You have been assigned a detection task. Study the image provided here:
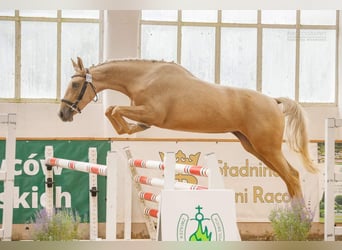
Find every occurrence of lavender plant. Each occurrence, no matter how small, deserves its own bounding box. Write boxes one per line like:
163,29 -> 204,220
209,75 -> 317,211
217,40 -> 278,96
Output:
30,208 -> 81,241
269,200 -> 313,241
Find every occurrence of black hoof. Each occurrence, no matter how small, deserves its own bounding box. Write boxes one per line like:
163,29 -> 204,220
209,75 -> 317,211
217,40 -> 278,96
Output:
138,123 -> 151,130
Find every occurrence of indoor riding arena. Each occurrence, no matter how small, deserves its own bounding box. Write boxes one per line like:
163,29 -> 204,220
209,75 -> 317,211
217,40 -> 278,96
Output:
1,9 -> 342,245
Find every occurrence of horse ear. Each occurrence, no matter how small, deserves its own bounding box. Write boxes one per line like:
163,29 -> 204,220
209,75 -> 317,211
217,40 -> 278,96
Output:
71,58 -> 79,71
77,57 -> 85,72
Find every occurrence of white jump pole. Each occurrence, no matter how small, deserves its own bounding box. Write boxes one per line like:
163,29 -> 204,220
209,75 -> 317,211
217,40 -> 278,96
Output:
324,118 -> 342,241
325,118 -> 335,241
138,191 -> 161,203
45,157 -> 107,176
88,147 -> 99,241
105,151 -> 118,240
205,152 -> 224,189
0,113 -> 16,241
45,148 -> 119,241
156,151 -> 175,241
44,146 -> 54,217
129,159 -> 210,177
127,150 -> 234,241
134,152 -> 223,212
134,175 -> 207,190
163,152 -> 175,190
123,150 -> 132,240
45,146 -> 101,237
124,147 -> 157,240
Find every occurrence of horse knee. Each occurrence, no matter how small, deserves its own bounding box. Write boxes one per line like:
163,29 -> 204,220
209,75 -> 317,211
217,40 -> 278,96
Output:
105,106 -> 116,116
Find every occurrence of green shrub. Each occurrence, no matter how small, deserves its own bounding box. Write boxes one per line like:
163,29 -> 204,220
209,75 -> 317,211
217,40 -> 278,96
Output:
30,208 -> 81,241
269,201 -> 313,241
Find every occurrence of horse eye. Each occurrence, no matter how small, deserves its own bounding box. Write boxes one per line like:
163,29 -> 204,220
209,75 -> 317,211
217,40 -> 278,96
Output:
72,82 -> 80,89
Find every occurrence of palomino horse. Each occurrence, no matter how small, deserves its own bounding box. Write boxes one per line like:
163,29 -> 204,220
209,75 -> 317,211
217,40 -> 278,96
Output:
59,57 -> 317,201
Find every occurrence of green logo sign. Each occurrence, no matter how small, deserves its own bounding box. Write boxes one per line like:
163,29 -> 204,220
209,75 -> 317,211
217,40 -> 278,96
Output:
177,205 -> 225,241
0,140 -> 110,224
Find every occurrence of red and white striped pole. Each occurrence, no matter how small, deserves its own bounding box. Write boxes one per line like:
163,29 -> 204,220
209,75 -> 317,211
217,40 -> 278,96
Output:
134,175 -> 207,190
129,159 -> 210,177
144,208 -> 159,218
45,157 -> 107,176
138,191 -> 160,203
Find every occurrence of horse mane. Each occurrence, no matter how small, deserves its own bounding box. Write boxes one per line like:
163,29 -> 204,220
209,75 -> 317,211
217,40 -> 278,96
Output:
91,58 -> 175,68
90,58 -> 195,77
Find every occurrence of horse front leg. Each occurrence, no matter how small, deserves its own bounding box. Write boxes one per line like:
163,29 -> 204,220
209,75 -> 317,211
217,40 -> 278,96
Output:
105,105 -> 152,135
105,106 -> 126,134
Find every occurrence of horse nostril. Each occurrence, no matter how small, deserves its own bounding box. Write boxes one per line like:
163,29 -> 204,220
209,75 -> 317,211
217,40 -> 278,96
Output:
59,111 -> 64,120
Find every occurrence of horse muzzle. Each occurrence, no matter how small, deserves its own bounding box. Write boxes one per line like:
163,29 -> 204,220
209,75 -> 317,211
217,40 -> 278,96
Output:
58,107 -> 74,122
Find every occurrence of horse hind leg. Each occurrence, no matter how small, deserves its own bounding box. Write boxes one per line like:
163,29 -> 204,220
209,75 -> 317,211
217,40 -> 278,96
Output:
233,132 -> 303,200
255,148 -> 303,200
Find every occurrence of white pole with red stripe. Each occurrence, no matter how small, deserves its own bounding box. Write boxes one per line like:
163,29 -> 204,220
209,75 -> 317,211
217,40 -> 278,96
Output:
45,157 -> 107,176
144,208 -> 159,218
129,159 -> 210,177
139,191 -> 160,203
134,175 -> 207,190
44,147 -> 118,240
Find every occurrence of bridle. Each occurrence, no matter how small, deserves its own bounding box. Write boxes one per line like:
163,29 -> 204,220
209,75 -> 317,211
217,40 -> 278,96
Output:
61,69 -> 98,113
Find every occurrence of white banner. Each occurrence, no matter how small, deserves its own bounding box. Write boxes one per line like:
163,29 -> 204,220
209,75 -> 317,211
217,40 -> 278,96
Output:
159,190 -> 240,241
111,140 -> 321,222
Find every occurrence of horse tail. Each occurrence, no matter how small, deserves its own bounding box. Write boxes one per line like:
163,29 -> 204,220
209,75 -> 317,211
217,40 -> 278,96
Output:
275,97 -> 318,173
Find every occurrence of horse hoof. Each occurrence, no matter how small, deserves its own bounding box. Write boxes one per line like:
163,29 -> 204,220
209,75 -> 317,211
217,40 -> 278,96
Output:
105,106 -> 115,116
138,123 -> 150,129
